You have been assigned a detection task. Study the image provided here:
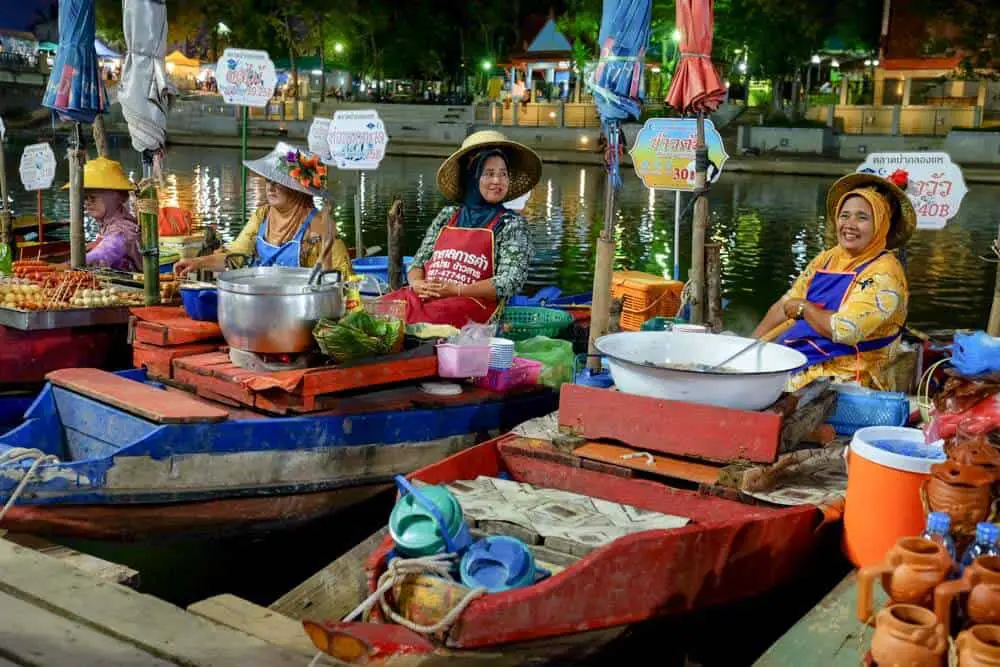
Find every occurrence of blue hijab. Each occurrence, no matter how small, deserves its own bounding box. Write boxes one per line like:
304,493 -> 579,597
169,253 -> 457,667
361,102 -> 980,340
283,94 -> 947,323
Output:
456,149 -> 508,229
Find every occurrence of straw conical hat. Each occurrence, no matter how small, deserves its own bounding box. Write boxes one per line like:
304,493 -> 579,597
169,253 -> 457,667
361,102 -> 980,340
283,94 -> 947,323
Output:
244,141 -> 329,199
436,130 -> 542,203
61,156 -> 134,191
826,172 -> 917,250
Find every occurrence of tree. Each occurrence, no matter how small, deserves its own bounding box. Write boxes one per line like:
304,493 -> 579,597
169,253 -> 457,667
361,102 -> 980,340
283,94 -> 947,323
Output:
558,0 -> 602,102
910,0 -> 999,74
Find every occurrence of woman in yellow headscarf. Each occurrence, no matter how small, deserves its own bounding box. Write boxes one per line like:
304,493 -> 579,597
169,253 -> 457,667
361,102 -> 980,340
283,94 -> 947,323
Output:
751,171 -> 916,391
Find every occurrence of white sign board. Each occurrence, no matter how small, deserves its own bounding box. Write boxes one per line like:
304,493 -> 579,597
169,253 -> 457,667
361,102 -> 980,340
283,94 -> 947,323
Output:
856,152 -> 968,230
629,118 -> 729,191
215,48 -> 277,108
504,192 -> 531,211
307,117 -> 333,163
326,109 -> 388,170
18,142 -> 56,191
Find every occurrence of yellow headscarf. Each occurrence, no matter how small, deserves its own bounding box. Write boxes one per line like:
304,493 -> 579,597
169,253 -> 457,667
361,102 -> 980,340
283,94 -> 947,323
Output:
821,187 -> 892,273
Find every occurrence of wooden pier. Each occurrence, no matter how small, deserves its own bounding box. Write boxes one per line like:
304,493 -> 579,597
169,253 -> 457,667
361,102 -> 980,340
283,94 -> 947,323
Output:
0,537 -> 333,665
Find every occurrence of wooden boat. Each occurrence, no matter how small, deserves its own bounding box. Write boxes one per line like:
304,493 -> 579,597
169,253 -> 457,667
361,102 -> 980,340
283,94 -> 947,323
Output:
272,428 -> 834,665
0,367 -> 558,541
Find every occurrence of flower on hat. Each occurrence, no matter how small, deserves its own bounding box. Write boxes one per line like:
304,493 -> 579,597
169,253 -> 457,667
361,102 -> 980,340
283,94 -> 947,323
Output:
888,169 -> 909,190
277,149 -> 327,190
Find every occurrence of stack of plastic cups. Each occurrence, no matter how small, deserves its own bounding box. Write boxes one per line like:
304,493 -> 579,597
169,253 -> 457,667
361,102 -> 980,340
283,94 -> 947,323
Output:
488,337 -> 515,370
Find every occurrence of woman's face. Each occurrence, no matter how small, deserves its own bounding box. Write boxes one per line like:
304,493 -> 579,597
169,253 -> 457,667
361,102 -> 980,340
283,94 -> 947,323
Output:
478,155 -> 510,204
84,190 -> 112,220
836,195 -> 876,255
265,180 -> 295,207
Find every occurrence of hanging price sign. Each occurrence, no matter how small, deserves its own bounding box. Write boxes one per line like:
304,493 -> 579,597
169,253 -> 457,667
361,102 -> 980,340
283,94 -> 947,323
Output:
215,48 -> 277,108
856,152 -> 968,230
629,117 -> 729,191
326,109 -> 388,170
18,142 -> 56,191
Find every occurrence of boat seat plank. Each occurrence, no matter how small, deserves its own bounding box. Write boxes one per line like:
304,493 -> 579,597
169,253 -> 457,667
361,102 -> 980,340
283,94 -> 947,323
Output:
0,590 -> 179,667
46,368 -> 229,424
752,572 -> 882,667
0,539 -> 312,666
573,442 -> 722,485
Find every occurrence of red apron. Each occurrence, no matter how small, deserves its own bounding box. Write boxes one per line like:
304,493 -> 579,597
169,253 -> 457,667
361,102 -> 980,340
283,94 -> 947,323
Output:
384,209 -> 501,328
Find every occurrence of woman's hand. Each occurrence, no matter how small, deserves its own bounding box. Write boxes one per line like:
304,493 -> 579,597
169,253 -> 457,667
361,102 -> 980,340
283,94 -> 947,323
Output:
174,256 -> 203,277
411,279 -> 445,300
782,298 -> 807,320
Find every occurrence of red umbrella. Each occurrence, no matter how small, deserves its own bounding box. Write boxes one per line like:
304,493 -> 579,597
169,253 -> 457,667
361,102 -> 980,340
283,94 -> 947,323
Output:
666,0 -> 725,113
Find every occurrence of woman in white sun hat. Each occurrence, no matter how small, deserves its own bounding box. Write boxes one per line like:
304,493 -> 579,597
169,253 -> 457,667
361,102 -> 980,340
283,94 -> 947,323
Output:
175,142 -> 352,277
382,130 -> 542,327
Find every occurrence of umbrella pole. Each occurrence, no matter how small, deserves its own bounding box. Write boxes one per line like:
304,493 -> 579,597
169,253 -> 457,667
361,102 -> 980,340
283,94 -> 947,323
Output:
240,107 -> 248,227
587,122 -> 619,372
68,123 -> 86,268
689,112 -> 708,325
139,151 -> 160,305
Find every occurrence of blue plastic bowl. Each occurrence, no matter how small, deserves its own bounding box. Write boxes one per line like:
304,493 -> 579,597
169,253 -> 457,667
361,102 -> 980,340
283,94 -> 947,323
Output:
180,286 -> 218,322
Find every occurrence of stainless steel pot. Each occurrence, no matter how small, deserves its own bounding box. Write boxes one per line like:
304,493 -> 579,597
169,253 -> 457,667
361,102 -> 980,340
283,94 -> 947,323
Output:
216,267 -> 344,354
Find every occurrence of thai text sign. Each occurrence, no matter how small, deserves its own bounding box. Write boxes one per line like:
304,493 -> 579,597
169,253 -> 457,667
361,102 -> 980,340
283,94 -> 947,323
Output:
856,152 -> 967,230
326,109 -> 388,170
307,117 -> 333,163
215,49 -> 277,108
630,118 -> 729,191
18,142 -> 56,191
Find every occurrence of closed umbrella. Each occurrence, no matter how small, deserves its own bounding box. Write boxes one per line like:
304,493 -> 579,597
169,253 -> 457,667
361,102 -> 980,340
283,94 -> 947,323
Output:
665,0 -> 725,325
42,0 -> 108,268
119,0 -> 170,304
585,0 -> 651,370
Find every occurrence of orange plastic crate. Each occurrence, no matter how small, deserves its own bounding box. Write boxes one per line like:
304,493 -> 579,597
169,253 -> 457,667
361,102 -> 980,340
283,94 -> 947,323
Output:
611,271 -> 684,331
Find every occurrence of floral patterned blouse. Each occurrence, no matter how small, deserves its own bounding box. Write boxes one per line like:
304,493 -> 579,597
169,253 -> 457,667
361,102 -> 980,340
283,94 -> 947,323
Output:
410,205 -> 533,300
764,251 -> 909,391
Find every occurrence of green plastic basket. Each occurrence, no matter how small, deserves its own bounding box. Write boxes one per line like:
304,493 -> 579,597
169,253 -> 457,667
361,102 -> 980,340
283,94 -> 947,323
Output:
499,306 -> 574,341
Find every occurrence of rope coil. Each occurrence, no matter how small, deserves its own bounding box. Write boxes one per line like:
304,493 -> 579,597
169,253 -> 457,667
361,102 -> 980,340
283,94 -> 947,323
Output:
0,448 -> 59,524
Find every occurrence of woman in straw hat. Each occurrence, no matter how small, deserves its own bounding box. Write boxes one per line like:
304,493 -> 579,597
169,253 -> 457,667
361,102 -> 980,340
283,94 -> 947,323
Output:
751,170 -> 916,391
58,156 -> 142,272
175,142 -> 351,277
384,130 -> 542,327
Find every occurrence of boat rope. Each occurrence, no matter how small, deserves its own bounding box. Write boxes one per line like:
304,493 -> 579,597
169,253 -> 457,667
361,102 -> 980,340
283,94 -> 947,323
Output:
341,552 -> 487,635
0,448 -> 59,523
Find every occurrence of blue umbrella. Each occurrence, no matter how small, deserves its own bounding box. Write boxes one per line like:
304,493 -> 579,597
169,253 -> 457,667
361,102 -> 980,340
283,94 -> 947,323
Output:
42,0 -> 107,123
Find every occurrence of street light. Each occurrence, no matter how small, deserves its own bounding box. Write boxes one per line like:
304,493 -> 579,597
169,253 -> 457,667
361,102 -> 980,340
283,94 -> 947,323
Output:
216,22 -> 230,35
334,42 -> 344,54
831,59 -> 840,68
481,60 -> 492,71
671,29 -> 682,42
810,54 -> 821,64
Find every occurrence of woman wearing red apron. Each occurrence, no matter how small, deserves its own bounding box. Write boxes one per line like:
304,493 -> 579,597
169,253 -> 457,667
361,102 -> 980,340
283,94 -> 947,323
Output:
752,170 -> 917,391
383,131 -> 542,328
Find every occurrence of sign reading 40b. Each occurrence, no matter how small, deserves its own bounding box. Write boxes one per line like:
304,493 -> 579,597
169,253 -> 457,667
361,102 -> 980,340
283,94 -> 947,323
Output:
856,152 -> 967,230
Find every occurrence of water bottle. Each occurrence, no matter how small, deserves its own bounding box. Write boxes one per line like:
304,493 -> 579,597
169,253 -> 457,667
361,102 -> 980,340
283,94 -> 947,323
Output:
960,522 -> 1000,573
921,511 -> 957,562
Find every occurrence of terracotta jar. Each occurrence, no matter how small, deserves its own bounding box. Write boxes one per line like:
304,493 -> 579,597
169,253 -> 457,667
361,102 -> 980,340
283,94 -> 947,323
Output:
924,461 -> 994,538
956,624 -> 1000,666
946,439 -> 1000,480
936,555 -> 1000,629
870,604 -> 947,667
858,536 -> 955,623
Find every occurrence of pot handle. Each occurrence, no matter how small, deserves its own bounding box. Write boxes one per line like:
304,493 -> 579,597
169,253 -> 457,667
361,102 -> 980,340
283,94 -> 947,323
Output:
858,562 -> 893,623
309,270 -> 342,289
934,576 -> 970,627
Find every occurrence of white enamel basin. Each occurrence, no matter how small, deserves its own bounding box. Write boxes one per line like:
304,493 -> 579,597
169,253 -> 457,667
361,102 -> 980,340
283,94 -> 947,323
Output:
594,331 -> 808,411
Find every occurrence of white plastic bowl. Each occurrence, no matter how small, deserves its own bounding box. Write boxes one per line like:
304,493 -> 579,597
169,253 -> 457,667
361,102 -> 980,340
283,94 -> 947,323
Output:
594,330 -> 808,411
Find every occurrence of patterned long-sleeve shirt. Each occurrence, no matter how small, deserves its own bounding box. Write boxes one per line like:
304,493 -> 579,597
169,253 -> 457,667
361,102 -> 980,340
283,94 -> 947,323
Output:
411,205 -> 533,299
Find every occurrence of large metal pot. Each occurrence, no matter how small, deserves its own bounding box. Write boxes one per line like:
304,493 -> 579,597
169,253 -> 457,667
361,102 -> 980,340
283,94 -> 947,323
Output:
216,267 -> 344,354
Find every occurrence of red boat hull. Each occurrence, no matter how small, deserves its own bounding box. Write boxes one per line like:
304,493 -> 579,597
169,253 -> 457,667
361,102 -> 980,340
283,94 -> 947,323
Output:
314,434 -> 829,660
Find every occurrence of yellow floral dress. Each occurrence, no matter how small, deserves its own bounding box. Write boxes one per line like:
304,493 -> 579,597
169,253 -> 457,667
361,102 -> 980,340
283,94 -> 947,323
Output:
226,205 -> 353,276
764,251 -> 908,391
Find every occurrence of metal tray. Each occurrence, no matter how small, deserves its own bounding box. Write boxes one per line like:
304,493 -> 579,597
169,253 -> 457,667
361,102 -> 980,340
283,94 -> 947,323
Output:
0,305 -> 132,330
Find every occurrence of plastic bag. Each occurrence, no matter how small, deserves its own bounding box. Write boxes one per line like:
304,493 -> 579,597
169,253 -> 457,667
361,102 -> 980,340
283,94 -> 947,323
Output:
450,322 -> 494,347
925,394 -> 1000,442
514,336 -> 574,389
952,331 -> 1000,377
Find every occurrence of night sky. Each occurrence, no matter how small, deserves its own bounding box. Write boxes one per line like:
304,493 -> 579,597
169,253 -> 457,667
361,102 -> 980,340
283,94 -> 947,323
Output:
0,0 -> 54,31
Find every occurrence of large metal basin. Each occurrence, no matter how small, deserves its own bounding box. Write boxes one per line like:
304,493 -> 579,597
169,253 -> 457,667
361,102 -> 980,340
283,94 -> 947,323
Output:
594,330 -> 807,411
217,267 -> 344,354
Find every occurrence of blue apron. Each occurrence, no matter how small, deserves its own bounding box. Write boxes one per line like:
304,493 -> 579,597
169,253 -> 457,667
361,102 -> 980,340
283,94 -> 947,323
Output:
254,208 -> 317,268
775,252 -> 901,368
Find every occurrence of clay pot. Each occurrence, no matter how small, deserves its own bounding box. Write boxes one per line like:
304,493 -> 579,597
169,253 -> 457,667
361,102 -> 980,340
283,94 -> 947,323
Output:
956,624 -> 1000,666
870,604 -> 947,667
946,439 -> 1000,480
924,462 -> 994,538
858,536 -> 955,623
936,555 -> 1000,630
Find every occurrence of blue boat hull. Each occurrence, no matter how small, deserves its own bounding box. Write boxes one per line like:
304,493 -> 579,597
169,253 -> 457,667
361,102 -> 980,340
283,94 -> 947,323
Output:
0,370 -> 557,539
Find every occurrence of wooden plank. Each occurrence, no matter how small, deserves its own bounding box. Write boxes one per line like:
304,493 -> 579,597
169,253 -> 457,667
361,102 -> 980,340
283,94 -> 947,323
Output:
558,383 -> 783,464
0,590 -> 178,666
299,354 -> 438,396
173,365 -> 259,409
270,527 -> 389,621
3,534 -> 139,587
46,368 -> 229,424
173,351 -> 234,377
133,341 -> 220,380
132,316 -> 223,346
753,572 -> 882,667
573,442 -> 722,485
187,595 -> 328,659
0,539 -> 312,667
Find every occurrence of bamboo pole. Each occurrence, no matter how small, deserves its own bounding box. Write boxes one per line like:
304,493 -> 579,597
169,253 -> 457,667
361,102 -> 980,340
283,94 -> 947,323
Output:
706,242 -> 722,332
689,112 -> 708,325
0,131 -> 11,269
139,152 -> 160,305
587,123 -> 619,372
988,225 -> 1000,337
240,107 -> 249,227
68,124 -> 86,268
354,171 -> 364,258
93,114 -> 109,158
387,197 -> 404,290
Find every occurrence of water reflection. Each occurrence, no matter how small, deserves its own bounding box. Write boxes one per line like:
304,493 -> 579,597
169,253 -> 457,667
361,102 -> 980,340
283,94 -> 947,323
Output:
5,139 -> 997,332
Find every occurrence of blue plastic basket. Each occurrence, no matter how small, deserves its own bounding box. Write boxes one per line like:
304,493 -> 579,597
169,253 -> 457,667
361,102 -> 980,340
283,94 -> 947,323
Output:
351,256 -> 414,285
826,385 -> 911,436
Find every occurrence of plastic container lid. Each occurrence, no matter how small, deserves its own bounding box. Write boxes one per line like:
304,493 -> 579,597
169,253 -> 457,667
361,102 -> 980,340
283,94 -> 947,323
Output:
459,535 -> 535,593
850,426 -> 945,474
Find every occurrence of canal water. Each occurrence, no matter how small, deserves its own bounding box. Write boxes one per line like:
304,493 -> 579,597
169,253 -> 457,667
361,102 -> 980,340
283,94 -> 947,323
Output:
6,136 -> 999,332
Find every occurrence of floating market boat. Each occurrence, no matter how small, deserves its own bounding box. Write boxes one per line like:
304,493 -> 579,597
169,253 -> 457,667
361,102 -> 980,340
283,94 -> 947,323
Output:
0,366 -> 558,540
